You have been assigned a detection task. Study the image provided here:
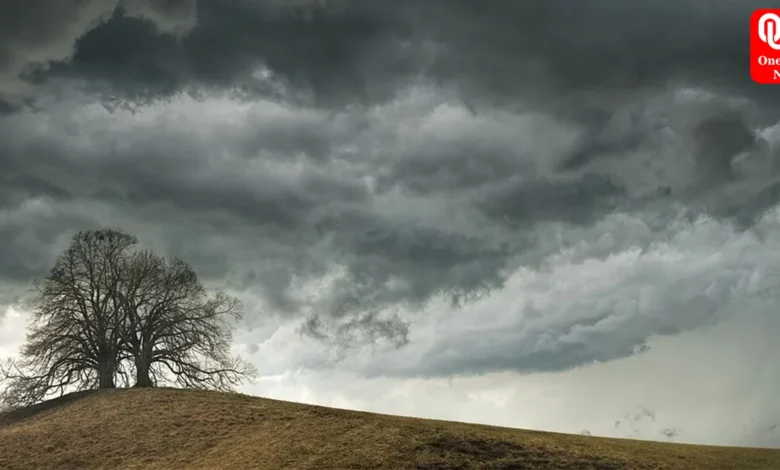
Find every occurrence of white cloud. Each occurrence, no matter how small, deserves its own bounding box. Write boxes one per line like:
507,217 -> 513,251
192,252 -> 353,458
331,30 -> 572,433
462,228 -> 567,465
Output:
0,307 -> 27,359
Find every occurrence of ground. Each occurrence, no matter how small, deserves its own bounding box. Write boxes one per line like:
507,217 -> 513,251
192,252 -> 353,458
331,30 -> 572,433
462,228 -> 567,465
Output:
0,388 -> 779,469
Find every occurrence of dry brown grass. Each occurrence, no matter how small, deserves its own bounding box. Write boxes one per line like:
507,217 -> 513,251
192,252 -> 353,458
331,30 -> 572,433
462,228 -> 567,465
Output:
0,388 -> 778,469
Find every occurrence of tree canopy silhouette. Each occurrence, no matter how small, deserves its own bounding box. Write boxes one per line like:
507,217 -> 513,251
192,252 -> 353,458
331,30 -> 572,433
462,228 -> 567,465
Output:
1,229 -> 255,409
120,249 -> 253,390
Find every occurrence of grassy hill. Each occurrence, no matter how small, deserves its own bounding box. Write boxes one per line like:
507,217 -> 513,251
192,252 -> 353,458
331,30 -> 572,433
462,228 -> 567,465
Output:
1,389 -> 779,469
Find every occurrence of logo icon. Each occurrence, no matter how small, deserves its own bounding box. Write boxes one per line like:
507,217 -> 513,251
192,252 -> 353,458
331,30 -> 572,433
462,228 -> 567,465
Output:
751,9 -> 780,83
758,13 -> 780,49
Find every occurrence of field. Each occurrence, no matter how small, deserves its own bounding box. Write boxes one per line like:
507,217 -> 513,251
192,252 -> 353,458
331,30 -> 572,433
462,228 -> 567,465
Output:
1,388 -> 779,469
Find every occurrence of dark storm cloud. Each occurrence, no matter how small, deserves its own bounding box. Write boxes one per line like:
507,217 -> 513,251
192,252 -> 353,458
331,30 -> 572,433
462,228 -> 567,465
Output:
321,212 -> 511,316
0,0 -> 197,106
690,110 -> 757,184
717,181 -> 780,229
299,310 -> 410,351
40,0 -> 409,106
2,0 -> 768,112
0,225 -> 58,283
0,96 -> 517,320
481,174 -> 627,227
12,0 -> 777,223
0,102 -> 358,306
418,1 -> 767,106
2,84 -> 780,358
3,0 -> 780,379
0,205 -> 92,316
0,103 -> 368,231
556,107 -> 651,171
372,137 -> 533,195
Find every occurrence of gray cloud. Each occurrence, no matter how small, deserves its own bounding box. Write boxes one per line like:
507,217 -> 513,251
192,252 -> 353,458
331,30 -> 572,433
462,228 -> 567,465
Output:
2,0 -> 780,388
690,110 -> 757,183
301,209 -> 780,379
3,81 -> 780,366
481,174 -> 627,227
0,0 -> 769,112
661,428 -> 679,439
0,0 -> 198,106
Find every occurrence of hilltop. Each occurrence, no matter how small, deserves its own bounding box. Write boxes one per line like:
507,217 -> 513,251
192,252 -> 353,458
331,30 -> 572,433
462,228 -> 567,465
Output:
0,388 -> 779,469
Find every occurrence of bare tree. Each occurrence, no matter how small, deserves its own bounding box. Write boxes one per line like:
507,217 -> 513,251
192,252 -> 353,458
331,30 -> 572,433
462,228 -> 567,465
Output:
0,229 -> 137,409
1,229 -> 255,410
120,251 -> 256,390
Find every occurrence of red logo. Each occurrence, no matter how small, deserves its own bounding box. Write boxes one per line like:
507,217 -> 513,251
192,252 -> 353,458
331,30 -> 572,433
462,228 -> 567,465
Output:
751,9 -> 780,84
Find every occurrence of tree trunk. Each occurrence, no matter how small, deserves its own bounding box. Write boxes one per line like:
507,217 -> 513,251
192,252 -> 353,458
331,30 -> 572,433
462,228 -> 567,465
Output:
134,357 -> 152,388
97,355 -> 116,389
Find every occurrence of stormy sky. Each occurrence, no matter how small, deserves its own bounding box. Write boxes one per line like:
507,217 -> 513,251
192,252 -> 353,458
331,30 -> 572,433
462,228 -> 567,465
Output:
2,0 -> 780,447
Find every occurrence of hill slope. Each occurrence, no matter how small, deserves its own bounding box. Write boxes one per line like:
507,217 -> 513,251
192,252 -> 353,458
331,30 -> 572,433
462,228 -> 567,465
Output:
0,389 -> 779,469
